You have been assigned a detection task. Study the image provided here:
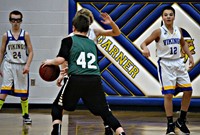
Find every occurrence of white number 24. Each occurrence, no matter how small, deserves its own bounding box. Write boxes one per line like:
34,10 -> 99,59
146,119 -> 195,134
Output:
76,52 -> 97,69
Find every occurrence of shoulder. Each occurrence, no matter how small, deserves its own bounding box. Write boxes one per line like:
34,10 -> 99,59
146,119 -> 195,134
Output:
177,27 -> 182,33
24,30 -> 31,40
63,36 -> 72,40
24,30 -> 29,36
62,36 -> 72,44
93,27 -> 102,37
151,28 -> 161,37
2,32 -> 7,38
2,33 -> 7,43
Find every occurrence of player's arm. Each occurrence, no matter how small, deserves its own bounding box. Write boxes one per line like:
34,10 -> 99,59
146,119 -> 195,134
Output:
140,29 -> 160,57
93,12 -> 121,37
60,61 -> 68,76
23,31 -> 34,74
0,33 -> 7,77
43,37 -> 72,68
44,57 -> 65,66
179,29 -> 194,68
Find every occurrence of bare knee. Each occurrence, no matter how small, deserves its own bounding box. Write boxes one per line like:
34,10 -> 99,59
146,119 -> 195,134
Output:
0,94 -> 7,100
164,94 -> 173,100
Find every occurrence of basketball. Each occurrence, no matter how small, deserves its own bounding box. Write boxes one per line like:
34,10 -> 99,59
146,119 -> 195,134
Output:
39,64 -> 60,82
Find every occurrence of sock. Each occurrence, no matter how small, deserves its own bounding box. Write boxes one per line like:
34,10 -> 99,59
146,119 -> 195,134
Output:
21,99 -> 29,116
180,110 -> 187,122
167,116 -> 173,124
0,99 -> 5,110
52,124 -> 61,135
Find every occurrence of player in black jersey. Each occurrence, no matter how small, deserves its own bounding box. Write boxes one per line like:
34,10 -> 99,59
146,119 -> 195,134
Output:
43,14 -> 125,135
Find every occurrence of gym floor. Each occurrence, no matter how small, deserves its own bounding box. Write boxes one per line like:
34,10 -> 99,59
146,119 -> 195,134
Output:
0,107 -> 200,135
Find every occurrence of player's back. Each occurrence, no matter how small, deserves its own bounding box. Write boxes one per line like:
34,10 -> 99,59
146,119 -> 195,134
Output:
68,35 -> 100,76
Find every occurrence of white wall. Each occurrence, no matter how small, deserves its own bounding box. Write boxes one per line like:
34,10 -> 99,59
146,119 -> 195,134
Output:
0,0 -> 69,103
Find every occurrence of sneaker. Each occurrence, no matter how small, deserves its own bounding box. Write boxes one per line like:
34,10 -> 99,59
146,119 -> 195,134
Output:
166,123 -> 175,135
23,114 -> 32,124
105,126 -> 113,135
175,118 -> 190,134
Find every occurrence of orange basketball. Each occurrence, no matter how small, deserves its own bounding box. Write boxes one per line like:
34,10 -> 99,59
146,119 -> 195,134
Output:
39,64 -> 60,82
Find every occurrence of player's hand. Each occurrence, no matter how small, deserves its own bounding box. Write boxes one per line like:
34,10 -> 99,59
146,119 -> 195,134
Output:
57,74 -> 64,87
60,67 -> 68,76
189,56 -> 194,69
142,48 -> 150,57
100,12 -> 113,25
23,65 -> 30,74
42,59 -> 53,67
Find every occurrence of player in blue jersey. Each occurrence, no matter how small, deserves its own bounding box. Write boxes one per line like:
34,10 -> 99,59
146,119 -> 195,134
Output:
0,10 -> 33,124
140,6 -> 194,135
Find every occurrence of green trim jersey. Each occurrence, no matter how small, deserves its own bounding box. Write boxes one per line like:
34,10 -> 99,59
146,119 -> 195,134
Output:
156,25 -> 181,59
57,35 -> 100,76
5,29 -> 28,64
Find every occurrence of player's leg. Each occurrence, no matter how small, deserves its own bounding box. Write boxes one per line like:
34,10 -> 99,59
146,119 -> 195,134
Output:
82,75 -> 125,135
158,59 -> 176,135
175,91 -> 191,134
15,64 -> 32,124
51,76 -> 80,135
51,81 -> 67,135
0,94 -> 7,110
0,61 -> 12,110
51,103 -> 63,135
175,66 -> 192,134
21,97 -> 32,124
103,104 -> 113,135
164,94 -> 175,135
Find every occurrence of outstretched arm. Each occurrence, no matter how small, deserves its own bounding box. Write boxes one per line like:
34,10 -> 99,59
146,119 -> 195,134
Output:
94,12 -> 121,37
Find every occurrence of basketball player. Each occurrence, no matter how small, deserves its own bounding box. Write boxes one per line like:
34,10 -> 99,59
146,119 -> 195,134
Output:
57,8 -> 121,135
0,10 -> 33,124
140,6 -> 194,135
43,14 -> 125,135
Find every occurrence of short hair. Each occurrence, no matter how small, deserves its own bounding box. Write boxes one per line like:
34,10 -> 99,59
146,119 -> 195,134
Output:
72,14 -> 90,33
9,10 -> 23,20
162,6 -> 175,16
76,8 -> 94,24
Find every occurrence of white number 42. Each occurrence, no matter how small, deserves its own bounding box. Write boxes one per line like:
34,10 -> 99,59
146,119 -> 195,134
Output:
76,52 -> 97,69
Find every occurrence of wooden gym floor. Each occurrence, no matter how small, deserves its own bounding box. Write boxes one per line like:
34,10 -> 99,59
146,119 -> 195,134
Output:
0,107 -> 200,135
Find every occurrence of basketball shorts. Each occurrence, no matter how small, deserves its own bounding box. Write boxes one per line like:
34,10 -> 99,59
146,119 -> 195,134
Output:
0,61 -> 29,97
54,75 -> 108,115
157,58 -> 192,95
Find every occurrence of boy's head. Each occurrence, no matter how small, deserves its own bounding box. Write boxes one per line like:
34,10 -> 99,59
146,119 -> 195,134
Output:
72,14 -> 90,33
9,10 -> 23,23
162,6 -> 175,16
161,6 -> 175,26
76,8 -> 94,24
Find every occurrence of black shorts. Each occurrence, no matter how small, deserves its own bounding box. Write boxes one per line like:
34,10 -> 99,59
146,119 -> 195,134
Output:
54,75 -> 108,113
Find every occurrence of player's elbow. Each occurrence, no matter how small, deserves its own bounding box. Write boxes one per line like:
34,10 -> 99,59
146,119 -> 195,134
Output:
140,43 -> 145,49
113,30 -> 121,36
